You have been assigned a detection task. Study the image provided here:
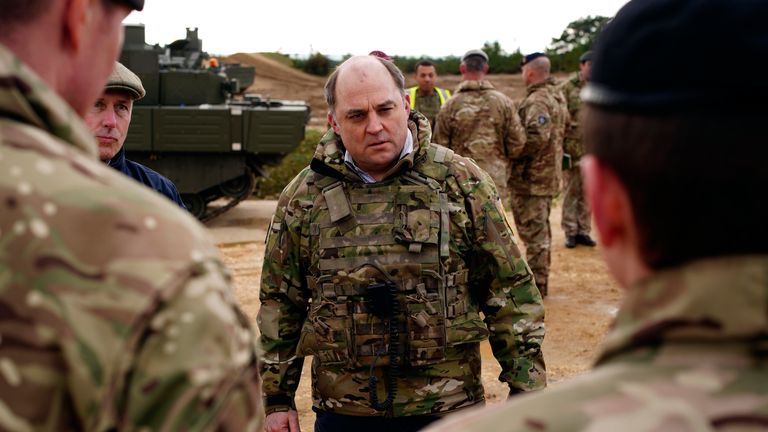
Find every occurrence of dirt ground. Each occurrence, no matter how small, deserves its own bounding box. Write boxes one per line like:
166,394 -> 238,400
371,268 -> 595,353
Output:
217,199 -> 623,430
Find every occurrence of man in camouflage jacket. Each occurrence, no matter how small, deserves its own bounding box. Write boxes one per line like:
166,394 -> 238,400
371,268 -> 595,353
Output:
511,53 -> 568,296
259,55 -> 545,432
425,0 -> 768,430
433,49 -> 526,207
0,1 -> 263,430
559,51 -> 596,249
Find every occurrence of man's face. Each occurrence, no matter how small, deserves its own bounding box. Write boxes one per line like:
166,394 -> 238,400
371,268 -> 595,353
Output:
85,90 -> 133,162
415,65 -> 437,93
580,60 -> 593,82
67,1 -> 131,116
328,58 -> 410,179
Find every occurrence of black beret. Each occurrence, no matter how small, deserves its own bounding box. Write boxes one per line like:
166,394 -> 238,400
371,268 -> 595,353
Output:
583,0 -> 768,111
521,52 -> 546,67
115,0 -> 144,11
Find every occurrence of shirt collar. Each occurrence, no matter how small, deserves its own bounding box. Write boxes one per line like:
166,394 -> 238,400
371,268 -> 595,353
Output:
344,129 -> 414,183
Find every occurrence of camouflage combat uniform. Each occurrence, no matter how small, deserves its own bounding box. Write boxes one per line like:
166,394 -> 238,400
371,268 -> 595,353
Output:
424,255 -> 768,431
511,77 -> 568,295
433,80 -> 526,206
258,112 -> 545,419
559,73 -> 591,238
0,44 -> 263,431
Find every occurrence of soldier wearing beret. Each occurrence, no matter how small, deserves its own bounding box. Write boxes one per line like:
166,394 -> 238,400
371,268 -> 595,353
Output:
511,52 -> 568,296
559,51 -> 597,249
433,49 -> 526,208
0,0 -> 263,429
85,62 -> 186,208
425,0 -> 768,429
259,55 -> 545,432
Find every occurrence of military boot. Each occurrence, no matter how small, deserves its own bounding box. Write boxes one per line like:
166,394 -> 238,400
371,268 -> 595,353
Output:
565,235 -> 577,248
576,234 -> 597,247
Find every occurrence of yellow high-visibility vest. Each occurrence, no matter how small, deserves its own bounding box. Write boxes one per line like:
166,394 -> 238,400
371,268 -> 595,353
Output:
409,87 -> 451,107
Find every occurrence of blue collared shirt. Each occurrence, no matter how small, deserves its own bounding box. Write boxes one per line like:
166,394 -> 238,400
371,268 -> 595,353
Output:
344,130 -> 414,183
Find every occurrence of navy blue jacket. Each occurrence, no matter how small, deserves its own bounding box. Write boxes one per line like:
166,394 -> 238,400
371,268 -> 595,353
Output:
108,147 -> 186,209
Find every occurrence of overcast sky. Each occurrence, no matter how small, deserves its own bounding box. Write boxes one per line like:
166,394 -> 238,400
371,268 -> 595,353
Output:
125,0 -> 629,58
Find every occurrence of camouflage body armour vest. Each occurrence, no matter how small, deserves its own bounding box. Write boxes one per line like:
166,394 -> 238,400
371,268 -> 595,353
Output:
295,145 -> 489,369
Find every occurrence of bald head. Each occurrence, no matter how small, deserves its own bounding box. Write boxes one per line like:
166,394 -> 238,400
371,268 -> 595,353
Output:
523,56 -> 551,86
325,55 -> 406,114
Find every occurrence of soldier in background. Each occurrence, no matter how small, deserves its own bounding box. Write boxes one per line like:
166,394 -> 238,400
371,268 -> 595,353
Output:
407,60 -> 451,131
511,52 -> 568,296
433,49 -> 526,207
560,51 -> 596,249
85,62 -> 186,208
259,55 -> 545,432
424,0 -> 768,429
0,0 -> 263,430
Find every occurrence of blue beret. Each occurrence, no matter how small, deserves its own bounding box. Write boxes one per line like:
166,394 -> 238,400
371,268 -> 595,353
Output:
521,52 -> 547,67
583,0 -> 768,111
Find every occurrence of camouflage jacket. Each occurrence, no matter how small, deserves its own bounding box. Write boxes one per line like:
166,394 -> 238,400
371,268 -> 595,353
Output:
425,255 -> 768,431
0,44 -> 262,431
433,80 -> 525,198
560,73 -> 586,162
258,112 -> 545,417
513,77 -> 568,196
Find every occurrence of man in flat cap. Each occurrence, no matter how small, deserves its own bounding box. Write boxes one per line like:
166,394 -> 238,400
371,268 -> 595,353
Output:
434,49 -> 526,208
0,0 -> 263,429
85,62 -> 186,208
559,51 -> 596,249
425,0 -> 768,429
510,52 -> 568,296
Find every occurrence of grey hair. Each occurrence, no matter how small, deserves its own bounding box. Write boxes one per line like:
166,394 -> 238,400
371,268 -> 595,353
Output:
325,56 -> 406,113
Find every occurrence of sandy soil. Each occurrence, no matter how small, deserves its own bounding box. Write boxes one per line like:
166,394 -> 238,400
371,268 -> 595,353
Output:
216,199 -> 622,430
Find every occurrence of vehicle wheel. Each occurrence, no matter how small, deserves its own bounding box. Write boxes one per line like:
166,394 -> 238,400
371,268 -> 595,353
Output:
182,193 -> 206,219
219,172 -> 255,198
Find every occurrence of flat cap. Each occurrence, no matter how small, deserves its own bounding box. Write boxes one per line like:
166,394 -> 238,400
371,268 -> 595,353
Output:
583,0 -> 768,111
579,51 -> 593,63
105,62 -> 145,100
462,49 -> 488,62
115,0 -> 144,11
521,52 -> 547,66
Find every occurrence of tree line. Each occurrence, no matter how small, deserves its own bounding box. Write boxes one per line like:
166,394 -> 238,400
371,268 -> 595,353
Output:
291,16 -> 609,76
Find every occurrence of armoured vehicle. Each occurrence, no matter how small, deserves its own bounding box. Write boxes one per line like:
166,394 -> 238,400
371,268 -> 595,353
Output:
119,25 -> 310,220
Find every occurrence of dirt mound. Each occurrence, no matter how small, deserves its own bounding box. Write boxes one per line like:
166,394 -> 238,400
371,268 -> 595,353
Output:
225,53 -> 328,127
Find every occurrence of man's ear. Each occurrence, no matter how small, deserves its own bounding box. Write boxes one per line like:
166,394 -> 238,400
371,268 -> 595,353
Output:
327,111 -> 340,134
459,63 -> 467,75
582,155 -> 628,248
63,0 -> 91,51
404,94 -> 411,115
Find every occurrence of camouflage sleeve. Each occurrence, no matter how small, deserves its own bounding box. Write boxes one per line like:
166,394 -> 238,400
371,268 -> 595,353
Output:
119,259 -> 264,431
518,100 -> 554,157
257,169 -> 312,415
503,98 -> 526,160
453,161 -> 547,394
432,102 -> 452,146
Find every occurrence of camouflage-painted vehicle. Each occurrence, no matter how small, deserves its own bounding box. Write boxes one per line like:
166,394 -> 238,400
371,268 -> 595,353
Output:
119,25 -> 310,220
